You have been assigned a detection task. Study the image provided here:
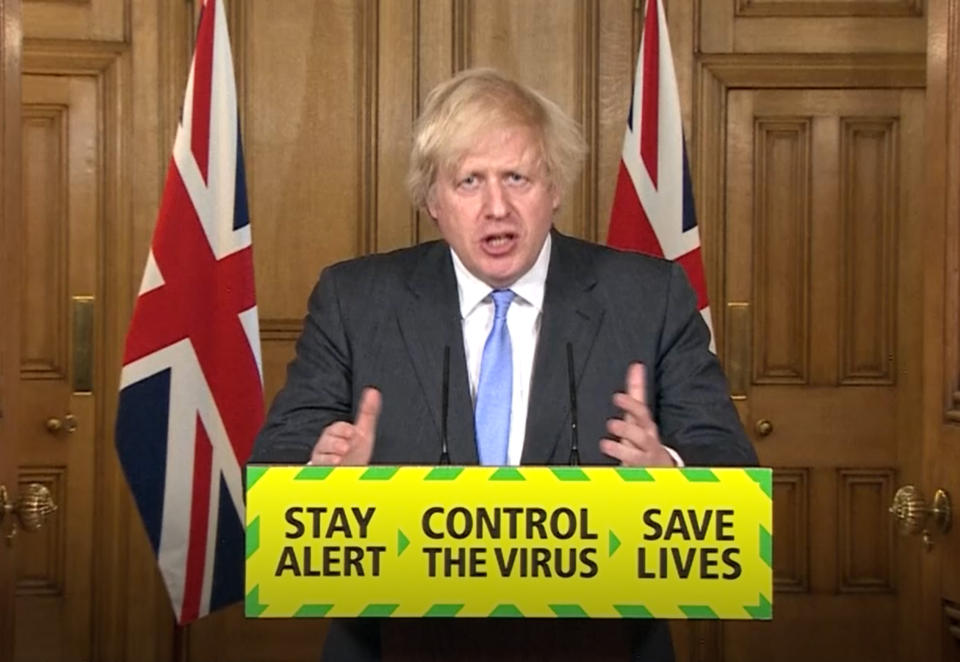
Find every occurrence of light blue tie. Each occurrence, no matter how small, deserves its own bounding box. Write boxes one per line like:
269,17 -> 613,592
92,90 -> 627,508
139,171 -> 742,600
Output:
475,289 -> 515,465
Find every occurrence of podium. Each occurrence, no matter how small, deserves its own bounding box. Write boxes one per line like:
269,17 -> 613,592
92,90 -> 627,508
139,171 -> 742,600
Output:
245,465 -> 771,660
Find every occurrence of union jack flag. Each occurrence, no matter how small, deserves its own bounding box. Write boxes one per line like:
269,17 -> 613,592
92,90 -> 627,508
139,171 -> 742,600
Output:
607,0 -> 714,349
115,0 -> 263,624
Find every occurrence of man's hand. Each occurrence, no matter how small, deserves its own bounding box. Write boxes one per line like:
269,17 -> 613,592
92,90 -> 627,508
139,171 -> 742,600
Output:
309,387 -> 382,466
600,363 -> 675,467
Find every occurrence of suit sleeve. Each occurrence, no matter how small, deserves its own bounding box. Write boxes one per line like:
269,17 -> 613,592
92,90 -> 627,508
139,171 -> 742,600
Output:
249,267 -> 354,463
654,263 -> 757,467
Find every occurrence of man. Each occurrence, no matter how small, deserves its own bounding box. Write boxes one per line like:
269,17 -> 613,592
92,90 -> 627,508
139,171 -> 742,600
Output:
251,68 -> 755,661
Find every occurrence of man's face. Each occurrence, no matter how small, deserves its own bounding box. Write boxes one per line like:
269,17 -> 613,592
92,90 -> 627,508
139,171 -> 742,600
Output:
427,126 -> 559,288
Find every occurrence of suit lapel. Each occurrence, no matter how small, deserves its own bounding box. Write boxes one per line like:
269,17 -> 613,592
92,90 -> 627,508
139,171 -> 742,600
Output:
395,242 -> 479,465
521,233 -> 604,464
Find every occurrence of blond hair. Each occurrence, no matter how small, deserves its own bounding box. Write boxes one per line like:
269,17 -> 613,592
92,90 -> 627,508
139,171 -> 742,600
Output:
407,68 -> 587,210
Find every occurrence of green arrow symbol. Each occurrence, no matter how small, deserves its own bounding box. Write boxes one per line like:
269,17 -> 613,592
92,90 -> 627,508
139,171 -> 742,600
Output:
397,529 -> 409,556
609,530 -> 621,556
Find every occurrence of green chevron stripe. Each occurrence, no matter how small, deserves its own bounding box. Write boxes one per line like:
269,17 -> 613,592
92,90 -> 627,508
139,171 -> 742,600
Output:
614,604 -> 653,618
745,468 -> 772,499
295,604 -> 333,617
245,516 -> 260,560
489,467 -> 525,481
615,467 -> 654,482
759,525 -> 773,568
246,465 -> 268,490
360,467 -> 399,480
608,530 -> 621,556
489,604 -> 524,617
397,529 -> 409,556
744,594 -> 772,619
245,585 -> 267,617
549,604 -> 588,618
550,467 -> 589,481
680,605 -> 718,619
360,604 -> 398,617
681,468 -> 719,482
425,466 -> 464,480
424,603 -> 464,617
295,466 -> 334,480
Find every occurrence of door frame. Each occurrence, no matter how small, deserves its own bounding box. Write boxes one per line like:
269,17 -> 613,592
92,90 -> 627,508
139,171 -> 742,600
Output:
0,0 -> 22,658
921,1 -> 959,660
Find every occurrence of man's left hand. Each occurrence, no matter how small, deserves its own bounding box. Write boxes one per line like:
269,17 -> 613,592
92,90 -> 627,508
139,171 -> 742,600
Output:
600,362 -> 676,467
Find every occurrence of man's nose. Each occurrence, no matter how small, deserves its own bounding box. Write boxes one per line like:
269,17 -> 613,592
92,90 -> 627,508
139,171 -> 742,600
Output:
483,181 -> 509,218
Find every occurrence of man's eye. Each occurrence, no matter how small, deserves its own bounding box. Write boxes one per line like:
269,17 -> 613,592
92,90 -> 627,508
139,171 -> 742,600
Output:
458,175 -> 478,188
507,173 -> 527,184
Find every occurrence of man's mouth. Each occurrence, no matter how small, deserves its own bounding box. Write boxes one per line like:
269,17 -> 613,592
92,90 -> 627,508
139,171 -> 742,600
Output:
482,232 -> 518,251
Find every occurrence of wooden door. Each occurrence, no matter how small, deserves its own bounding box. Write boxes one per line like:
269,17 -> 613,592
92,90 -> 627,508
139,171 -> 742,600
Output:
721,85 -> 925,659
8,70 -> 101,662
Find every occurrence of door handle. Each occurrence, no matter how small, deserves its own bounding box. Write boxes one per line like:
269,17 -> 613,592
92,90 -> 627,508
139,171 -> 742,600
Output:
0,483 -> 58,544
890,485 -> 952,549
45,413 -> 78,434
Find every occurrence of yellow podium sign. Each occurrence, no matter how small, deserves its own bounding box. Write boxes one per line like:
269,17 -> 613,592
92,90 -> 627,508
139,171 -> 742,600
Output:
245,466 -> 772,620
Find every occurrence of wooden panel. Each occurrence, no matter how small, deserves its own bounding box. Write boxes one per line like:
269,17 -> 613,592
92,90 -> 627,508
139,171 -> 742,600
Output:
21,105 -> 67,380
838,469 -> 895,592
735,0 -> 924,17
595,0 -> 635,244
701,0 -> 925,54
376,0 -> 416,252
753,119 -> 810,384
773,469 -> 809,592
22,0 -> 124,41
839,119 -> 897,384
243,0 -> 369,327
15,467 -> 65,596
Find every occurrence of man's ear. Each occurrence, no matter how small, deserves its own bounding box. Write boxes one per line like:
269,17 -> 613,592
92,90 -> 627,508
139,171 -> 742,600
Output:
425,186 -> 439,220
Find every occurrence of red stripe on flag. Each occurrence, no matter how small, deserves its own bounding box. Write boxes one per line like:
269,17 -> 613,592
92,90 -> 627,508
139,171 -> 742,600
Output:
191,0 -> 215,182
639,0 -> 659,188
675,247 -> 708,310
180,415 -> 213,624
607,161 -> 664,257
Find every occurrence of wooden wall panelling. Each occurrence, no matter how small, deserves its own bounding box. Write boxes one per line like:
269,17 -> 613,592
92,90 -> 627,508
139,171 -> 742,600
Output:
699,0 -> 924,55
595,0 -> 635,245
245,0 -> 369,327
22,0 -> 126,41
376,0 -> 416,253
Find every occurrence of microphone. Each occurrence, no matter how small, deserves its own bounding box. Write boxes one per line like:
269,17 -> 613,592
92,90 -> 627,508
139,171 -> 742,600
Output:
566,342 -> 580,466
439,345 -> 451,465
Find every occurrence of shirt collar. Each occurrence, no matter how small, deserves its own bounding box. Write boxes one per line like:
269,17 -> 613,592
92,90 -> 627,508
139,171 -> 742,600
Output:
450,232 -> 551,318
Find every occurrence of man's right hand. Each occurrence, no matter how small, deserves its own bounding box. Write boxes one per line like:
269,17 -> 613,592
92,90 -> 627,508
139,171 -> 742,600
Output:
309,387 -> 381,466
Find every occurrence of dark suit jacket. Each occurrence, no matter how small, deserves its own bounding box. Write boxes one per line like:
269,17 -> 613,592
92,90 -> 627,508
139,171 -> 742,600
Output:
250,230 -> 756,660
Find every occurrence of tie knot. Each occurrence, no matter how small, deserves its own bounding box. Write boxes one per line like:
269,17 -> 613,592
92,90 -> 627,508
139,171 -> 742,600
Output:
490,289 -> 515,320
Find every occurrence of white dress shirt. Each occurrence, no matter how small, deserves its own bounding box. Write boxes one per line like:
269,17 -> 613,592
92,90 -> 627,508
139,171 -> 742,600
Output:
451,235 -> 551,465
450,234 -> 683,467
